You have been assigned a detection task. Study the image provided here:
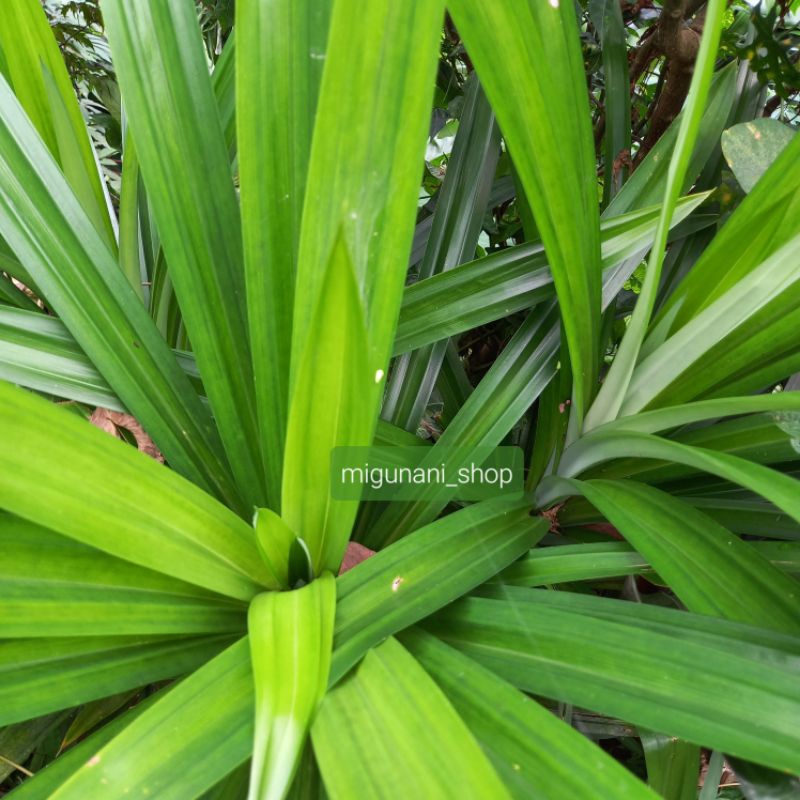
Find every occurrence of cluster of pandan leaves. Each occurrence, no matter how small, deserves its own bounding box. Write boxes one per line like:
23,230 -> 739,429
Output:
0,0 -> 799,798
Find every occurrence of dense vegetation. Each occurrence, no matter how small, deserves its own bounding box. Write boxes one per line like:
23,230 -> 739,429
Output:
0,0 -> 799,798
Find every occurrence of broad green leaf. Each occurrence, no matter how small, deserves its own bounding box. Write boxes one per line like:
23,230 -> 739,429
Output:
0,515 -> 247,637
0,0 -> 116,248
401,628 -> 658,800
0,74 -> 239,507
584,0 -> 727,430
0,381 -> 270,601
104,0 -> 266,506
722,118 -> 796,193
291,0 -> 444,381
0,635 -> 233,726
332,495 -> 546,683
383,75 -> 499,430
449,0 -> 601,425
48,639 -> 253,800
284,0 -> 443,572
554,479 -> 800,633
312,637 -> 510,799
247,575 -> 336,800
394,194 -> 709,356
282,234 -> 372,575
428,589 -> 800,773
238,0 -> 331,507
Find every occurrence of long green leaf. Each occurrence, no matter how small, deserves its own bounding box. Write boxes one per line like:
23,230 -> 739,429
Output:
428,589 -> 800,774
640,731 -> 699,800
0,0 -> 116,248
383,75 -> 499,430
590,0 -> 631,206
401,628 -> 658,800
0,309 -> 427,454
575,414 -> 797,487
449,0 -> 601,425
394,194 -> 709,356
237,0 -> 331,508
0,635 -> 233,726
623,233 -> 800,412
650,120 -> 800,343
48,639 -> 253,800
0,515 -> 247,637
555,479 -> 800,633
604,62 -> 737,218
104,0 -> 266,506
282,234 -> 372,574
247,575 -> 335,800
543,430 -> 800,525
284,0 -> 444,573
495,541 -> 652,586
290,0 -> 444,380
116,138 -> 147,302
494,539 -> 800,586
0,305 -> 128,409
332,495 -> 546,684
0,711 -> 71,783
0,74 -> 239,507
584,0 -> 727,429
312,637 -> 509,799
366,304 -> 560,546
587,392 -> 800,436
8,691 -> 166,798
0,381 -> 270,601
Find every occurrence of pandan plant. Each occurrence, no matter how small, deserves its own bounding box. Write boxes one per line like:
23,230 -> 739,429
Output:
0,0 -> 799,797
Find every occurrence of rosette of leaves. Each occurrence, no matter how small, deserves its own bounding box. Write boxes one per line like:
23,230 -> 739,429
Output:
0,0 -> 799,798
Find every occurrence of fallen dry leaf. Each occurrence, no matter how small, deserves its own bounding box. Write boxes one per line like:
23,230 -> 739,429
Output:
338,541 -> 376,575
90,408 -> 164,462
